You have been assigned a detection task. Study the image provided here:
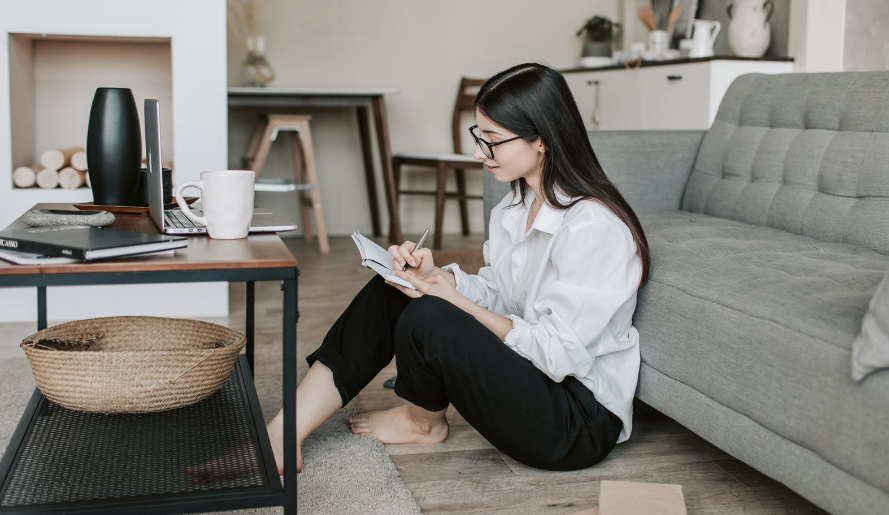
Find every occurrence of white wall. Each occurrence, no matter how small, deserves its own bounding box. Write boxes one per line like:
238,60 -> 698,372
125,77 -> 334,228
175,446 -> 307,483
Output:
789,0 -> 889,73
228,0 -> 617,238
844,0 -> 889,71
789,0 -> 846,72
29,39 -> 175,167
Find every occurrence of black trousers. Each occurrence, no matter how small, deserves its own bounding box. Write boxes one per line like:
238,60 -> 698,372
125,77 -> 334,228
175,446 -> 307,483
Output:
307,275 -> 623,471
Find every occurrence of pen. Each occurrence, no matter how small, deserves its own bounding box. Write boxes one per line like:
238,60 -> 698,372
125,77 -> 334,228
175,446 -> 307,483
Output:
402,228 -> 430,271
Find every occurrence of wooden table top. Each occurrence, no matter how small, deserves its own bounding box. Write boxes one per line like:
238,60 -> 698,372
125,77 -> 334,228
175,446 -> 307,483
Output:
0,204 -> 298,276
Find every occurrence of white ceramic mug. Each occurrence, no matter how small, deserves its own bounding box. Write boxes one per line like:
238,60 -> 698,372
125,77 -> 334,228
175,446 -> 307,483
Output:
174,170 -> 255,239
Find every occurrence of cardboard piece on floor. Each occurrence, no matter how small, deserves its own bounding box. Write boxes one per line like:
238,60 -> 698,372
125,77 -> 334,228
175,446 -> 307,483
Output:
598,480 -> 687,515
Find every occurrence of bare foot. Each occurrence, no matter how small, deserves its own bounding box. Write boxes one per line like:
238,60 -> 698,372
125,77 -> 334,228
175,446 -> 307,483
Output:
267,414 -> 301,474
347,404 -> 449,445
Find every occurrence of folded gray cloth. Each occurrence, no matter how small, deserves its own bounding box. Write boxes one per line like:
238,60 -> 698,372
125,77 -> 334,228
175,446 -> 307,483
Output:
852,268 -> 889,381
22,209 -> 115,228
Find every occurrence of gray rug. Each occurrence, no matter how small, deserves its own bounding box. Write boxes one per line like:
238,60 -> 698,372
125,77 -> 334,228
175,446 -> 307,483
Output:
0,356 -> 420,515
296,408 -> 420,515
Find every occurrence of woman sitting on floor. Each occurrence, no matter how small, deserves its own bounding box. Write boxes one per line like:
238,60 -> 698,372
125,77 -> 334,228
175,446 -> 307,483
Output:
270,62 -> 650,473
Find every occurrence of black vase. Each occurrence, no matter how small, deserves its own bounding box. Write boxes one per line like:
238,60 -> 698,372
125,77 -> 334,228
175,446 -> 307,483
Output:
86,88 -> 142,206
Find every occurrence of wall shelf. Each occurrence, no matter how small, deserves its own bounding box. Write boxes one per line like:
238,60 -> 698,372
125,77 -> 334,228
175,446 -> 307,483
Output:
6,33 -> 174,206
0,0 -> 229,322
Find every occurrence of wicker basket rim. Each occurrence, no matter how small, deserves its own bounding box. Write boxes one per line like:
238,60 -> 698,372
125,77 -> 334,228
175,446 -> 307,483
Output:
20,316 -> 246,352
20,344 -> 243,353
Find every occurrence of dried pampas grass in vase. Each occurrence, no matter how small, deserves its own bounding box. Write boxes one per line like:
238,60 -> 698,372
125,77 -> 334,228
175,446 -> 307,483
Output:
228,0 -> 276,87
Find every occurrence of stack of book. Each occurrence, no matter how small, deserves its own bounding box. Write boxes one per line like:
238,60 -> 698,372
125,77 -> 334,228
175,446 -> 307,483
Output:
0,226 -> 187,265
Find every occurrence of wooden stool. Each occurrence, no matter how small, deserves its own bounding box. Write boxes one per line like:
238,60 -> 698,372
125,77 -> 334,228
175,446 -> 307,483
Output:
243,114 -> 329,254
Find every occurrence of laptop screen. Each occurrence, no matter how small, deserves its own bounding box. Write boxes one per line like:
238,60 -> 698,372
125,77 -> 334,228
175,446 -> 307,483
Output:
144,99 -> 165,231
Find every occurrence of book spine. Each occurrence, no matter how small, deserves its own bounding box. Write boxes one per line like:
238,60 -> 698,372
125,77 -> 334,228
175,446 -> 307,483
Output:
0,236 -> 86,260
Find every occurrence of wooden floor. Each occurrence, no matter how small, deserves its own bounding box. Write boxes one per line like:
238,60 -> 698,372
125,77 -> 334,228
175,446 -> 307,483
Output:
0,233 -> 827,514
283,235 -> 826,515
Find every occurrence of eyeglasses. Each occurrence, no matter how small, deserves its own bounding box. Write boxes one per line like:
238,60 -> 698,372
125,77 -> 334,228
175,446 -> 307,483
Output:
468,125 -> 531,159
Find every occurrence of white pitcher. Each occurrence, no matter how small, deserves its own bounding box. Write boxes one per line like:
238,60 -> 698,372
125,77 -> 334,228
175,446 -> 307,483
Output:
690,19 -> 721,58
727,0 -> 774,58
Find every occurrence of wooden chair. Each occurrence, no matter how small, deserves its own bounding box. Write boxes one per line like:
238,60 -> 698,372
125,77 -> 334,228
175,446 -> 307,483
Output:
392,77 -> 486,249
242,114 -> 330,254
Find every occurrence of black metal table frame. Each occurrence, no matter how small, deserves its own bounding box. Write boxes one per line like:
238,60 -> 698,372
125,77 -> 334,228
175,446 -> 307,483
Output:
0,266 -> 299,515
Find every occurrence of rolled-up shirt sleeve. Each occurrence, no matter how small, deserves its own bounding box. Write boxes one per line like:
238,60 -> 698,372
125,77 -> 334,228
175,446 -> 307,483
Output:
441,240 -> 503,312
503,220 -> 641,383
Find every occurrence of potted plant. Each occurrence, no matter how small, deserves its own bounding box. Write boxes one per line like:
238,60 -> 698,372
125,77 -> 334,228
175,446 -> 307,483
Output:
577,15 -> 622,59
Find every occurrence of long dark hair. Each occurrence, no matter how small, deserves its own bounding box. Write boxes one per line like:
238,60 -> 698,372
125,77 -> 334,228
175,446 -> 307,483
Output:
474,63 -> 650,289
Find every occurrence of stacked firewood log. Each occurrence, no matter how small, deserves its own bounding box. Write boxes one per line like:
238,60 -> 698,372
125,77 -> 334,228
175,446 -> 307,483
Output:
13,146 -> 89,189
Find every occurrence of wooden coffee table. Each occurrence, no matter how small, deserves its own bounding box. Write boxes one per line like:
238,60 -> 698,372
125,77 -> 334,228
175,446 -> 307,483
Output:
0,204 -> 299,515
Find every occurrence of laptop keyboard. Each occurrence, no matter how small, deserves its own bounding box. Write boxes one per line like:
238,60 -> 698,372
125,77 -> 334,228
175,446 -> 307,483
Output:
165,210 -> 204,229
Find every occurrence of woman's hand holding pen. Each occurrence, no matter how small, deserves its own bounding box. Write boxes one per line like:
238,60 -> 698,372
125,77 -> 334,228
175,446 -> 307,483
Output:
385,237 -> 500,333
387,232 -> 460,298
388,240 -> 435,279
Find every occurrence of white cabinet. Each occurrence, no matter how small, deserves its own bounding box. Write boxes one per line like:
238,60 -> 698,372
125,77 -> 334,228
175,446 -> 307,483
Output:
564,57 -> 794,131
639,63 -> 711,129
564,69 -> 644,131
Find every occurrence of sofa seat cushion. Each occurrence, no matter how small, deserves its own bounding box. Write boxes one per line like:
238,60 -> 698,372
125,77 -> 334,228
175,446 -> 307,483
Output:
635,209 -> 889,493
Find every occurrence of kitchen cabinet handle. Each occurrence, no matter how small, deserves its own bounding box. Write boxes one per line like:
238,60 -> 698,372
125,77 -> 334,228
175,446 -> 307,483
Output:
587,80 -> 600,86
667,75 -> 683,81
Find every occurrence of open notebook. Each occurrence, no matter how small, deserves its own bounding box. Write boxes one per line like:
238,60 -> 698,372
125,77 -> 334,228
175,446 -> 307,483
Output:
351,232 -> 417,290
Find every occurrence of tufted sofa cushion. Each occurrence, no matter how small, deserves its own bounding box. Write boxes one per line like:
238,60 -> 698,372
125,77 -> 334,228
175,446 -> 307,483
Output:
681,72 -> 889,255
635,209 -> 889,496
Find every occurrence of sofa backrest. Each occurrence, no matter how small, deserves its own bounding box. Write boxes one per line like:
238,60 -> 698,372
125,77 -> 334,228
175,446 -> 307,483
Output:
680,71 -> 889,255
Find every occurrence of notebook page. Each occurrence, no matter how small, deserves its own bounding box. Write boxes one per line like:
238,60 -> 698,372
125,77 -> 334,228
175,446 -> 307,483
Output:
351,232 -> 394,267
351,232 -> 417,290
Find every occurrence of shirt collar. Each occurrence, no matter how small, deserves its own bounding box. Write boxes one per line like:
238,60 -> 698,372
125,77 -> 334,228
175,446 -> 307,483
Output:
500,188 -> 574,239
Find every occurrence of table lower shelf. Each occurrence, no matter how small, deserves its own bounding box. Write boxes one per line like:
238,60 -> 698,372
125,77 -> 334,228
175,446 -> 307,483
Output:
0,356 -> 283,515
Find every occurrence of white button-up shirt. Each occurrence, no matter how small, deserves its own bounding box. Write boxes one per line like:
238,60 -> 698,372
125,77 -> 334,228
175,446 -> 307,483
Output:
442,189 -> 643,443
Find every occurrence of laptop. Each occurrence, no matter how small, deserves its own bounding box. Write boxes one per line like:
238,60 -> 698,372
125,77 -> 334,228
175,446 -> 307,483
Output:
144,99 -> 298,235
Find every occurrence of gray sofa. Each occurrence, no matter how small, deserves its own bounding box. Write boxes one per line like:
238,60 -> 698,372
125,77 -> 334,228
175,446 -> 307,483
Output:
483,71 -> 889,515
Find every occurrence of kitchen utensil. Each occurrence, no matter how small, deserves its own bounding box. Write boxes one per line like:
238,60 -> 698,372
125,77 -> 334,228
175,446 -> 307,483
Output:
637,6 -> 657,31
666,4 -> 682,32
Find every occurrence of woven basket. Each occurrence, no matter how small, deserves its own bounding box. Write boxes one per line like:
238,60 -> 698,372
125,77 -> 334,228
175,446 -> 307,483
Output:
20,316 -> 246,414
